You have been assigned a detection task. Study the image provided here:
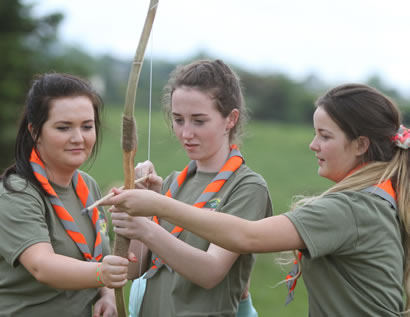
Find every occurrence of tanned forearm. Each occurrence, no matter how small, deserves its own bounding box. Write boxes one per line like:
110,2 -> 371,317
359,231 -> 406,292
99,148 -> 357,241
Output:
152,195 -> 305,253
137,219 -> 238,289
19,243 -> 128,289
29,252 -> 104,289
152,195 -> 257,253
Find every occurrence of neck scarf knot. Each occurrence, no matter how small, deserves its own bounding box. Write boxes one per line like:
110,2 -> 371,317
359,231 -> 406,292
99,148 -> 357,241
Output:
29,149 -> 103,262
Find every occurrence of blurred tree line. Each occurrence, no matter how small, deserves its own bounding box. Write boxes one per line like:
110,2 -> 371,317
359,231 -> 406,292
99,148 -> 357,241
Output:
1,0 -> 409,172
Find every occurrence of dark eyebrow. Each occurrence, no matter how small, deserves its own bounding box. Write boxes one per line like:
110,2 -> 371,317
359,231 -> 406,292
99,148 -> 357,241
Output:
55,119 -> 94,124
82,119 -> 95,124
171,112 -> 208,117
318,128 -> 334,135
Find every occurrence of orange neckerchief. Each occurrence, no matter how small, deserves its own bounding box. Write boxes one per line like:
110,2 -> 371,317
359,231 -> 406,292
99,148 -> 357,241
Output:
145,145 -> 244,279
30,149 -> 103,262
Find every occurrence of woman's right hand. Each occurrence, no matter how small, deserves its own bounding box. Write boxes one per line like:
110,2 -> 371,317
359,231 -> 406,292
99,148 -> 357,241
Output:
100,255 -> 129,288
135,160 -> 163,193
102,188 -> 165,218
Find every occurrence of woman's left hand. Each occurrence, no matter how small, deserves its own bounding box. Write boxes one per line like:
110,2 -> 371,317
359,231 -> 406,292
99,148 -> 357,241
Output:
93,287 -> 117,316
134,160 -> 163,193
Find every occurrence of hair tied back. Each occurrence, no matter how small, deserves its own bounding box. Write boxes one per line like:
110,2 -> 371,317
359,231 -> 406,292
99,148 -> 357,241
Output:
391,125 -> 410,149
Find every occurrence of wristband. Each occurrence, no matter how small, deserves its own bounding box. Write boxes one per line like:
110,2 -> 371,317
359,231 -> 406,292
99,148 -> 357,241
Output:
96,263 -> 104,287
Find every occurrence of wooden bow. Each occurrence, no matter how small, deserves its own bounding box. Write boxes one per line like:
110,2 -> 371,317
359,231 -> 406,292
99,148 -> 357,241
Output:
112,1 -> 159,316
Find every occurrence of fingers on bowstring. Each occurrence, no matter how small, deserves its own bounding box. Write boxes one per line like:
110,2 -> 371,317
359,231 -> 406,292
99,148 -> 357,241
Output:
136,160 -> 156,178
135,160 -> 151,174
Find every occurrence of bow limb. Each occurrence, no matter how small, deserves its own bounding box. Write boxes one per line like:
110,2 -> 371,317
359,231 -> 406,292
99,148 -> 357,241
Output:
113,1 -> 159,316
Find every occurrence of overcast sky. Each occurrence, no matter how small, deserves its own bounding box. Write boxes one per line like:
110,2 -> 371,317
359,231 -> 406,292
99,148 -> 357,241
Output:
29,0 -> 410,96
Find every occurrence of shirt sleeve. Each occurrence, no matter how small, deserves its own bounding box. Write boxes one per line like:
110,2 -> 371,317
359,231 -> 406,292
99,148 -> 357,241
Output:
0,187 -> 51,267
284,192 -> 358,259
220,178 -> 273,221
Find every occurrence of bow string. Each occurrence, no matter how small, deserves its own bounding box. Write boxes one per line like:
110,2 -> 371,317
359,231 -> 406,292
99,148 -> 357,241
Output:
112,1 -> 159,316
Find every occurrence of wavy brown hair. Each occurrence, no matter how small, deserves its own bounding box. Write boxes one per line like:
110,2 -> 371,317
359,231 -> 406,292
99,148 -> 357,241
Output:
162,59 -> 248,145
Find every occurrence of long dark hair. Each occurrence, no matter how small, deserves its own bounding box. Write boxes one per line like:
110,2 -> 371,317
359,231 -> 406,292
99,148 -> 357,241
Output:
0,73 -> 103,195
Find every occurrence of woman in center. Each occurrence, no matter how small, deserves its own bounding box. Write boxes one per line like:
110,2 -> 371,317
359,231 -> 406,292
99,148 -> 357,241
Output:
111,59 -> 272,316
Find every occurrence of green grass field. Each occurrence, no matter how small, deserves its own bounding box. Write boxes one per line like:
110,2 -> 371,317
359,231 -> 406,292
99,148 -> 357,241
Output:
86,106 -> 331,316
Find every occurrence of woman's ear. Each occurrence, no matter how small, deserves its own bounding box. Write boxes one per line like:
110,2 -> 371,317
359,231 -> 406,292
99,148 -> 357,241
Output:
226,109 -> 239,130
354,136 -> 370,156
28,123 -> 37,141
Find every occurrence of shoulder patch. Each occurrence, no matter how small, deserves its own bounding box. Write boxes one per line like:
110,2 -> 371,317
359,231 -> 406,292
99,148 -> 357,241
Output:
98,210 -> 108,235
204,198 -> 221,209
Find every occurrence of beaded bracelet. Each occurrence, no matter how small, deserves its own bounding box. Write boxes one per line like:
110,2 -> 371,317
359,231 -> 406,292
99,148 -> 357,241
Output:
96,263 -> 104,287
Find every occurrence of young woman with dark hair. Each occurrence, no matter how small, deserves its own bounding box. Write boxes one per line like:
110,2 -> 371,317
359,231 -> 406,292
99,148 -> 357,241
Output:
0,73 -> 129,316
